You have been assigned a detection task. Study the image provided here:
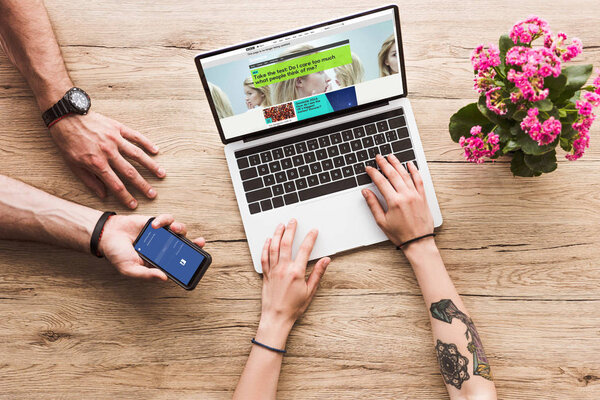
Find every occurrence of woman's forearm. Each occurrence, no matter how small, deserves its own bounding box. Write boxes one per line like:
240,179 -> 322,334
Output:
404,238 -> 497,399
0,175 -> 101,253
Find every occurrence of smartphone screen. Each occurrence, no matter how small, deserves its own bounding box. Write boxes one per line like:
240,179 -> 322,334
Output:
135,222 -> 207,287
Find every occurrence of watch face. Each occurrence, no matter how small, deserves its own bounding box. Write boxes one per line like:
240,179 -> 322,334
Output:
69,89 -> 90,113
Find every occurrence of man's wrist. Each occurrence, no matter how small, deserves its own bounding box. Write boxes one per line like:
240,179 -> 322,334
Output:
35,79 -> 74,111
255,315 -> 294,350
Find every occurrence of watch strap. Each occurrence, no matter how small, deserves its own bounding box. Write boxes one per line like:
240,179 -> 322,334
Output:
90,211 -> 116,258
42,95 -> 73,127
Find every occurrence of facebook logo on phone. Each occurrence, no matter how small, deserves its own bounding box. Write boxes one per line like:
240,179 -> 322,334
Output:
136,224 -> 205,286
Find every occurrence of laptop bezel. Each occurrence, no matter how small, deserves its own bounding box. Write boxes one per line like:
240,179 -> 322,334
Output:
194,4 -> 408,145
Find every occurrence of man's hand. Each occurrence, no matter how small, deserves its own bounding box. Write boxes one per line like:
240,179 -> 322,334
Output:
362,155 -> 434,248
49,111 -> 166,209
99,213 -> 205,281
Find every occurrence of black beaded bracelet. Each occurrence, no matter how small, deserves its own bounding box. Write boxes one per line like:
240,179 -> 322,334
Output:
251,338 -> 286,354
397,233 -> 436,249
90,211 -> 116,258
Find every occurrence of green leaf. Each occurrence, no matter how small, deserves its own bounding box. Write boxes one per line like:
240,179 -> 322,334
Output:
560,136 -> 572,152
524,151 -> 557,173
533,98 -> 553,112
499,34 -> 516,72
556,64 -> 593,104
502,139 -> 520,153
512,109 -> 527,121
477,95 -> 511,129
495,126 -> 512,143
510,150 -> 537,177
560,123 -> 577,140
545,74 -> 567,101
513,125 -> 557,155
448,103 -> 493,143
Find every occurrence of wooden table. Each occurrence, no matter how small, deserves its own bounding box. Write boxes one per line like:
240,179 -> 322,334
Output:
1,1 -> 599,398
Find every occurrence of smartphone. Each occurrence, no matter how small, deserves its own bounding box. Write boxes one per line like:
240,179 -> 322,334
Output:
133,217 -> 212,290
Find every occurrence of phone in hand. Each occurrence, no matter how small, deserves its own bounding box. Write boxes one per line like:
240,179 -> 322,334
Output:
133,217 -> 212,290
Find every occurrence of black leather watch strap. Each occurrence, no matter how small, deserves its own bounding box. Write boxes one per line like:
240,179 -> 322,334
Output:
90,211 -> 116,258
42,96 -> 73,127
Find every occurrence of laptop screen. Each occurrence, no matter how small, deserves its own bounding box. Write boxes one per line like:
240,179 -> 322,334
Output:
196,6 -> 405,143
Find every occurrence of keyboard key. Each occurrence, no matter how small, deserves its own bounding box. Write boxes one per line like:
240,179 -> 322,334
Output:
365,160 -> 377,168
248,202 -> 261,214
356,173 -> 371,186
397,127 -> 409,139
388,115 -> 406,129
296,178 -> 308,190
260,151 -> 272,163
240,167 -> 258,180
272,196 -> 285,208
367,147 -> 378,158
298,177 -> 357,201
365,124 -> 377,135
321,159 -> 333,170
386,130 -> 398,142
392,138 -> 412,152
286,168 -> 299,180
249,155 -> 260,166
395,149 -> 415,163
292,155 -> 304,167
342,166 -> 354,177
310,162 -> 322,174
344,153 -> 357,164
281,158 -> 293,169
351,140 -> 363,151
269,161 -> 282,173
243,177 -> 263,192
272,148 -> 284,159
237,157 -> 249,169
353,126 -> 366,138
331,168 -> 342,180
295,142 -> 307,153
304,151 -> 316,163
275,172 -> 287,183
246,187 -> 271,203
318,136 -> 331,148
330,132 -> 342,144
263,174 -> 275,186
260,199 -> 273,211
316,149 -> 328,160
333,156 -> 345,168
376,120 -> 389,132
412,160 -> 419,169
284,181 -> 296,193
284,145 -> 295,156
327,146 -> 340,157
307,175 -> 319,187
353,163 -> 365,174
339,143 -> 351,154
362,136 -> 374,148
342,130 -> 353,141
284,192 -> 299,205
357,150 -> 368,161
258,164 -> 269,176
307,139 -> 318,150
380,144 -> 392,155
374,133 -> 385,145
272,184 -> 284,196
318,172 -> 331,184
299,165 -> 310,177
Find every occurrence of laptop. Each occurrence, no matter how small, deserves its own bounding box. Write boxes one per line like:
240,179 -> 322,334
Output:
194,5 -> 442,273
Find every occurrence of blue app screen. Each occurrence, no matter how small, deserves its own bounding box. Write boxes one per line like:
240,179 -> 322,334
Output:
136,223 -> 205,286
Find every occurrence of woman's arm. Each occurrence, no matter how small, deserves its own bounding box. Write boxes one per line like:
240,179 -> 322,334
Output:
233,219 -> 330,400
362,155 -> 497,399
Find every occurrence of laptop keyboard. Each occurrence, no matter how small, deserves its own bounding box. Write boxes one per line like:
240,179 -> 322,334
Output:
234,108 -> 417,215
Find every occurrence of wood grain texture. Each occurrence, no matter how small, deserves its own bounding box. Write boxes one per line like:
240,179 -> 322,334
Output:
0,1 -> 599,398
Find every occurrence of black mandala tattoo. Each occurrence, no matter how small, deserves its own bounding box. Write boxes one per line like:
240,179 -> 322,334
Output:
430,299 -> 493,380
435,339 -> 470,389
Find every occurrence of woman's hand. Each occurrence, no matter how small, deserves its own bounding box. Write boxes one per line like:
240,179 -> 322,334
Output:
256,219 -> 330,347
362,155 -> 434,249
99,213 -> 205,281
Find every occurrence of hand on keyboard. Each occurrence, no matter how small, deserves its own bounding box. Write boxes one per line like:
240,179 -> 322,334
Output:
362,155 -> 434,248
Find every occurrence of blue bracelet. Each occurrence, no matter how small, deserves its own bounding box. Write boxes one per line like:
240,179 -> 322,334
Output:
251,338 -> 286,354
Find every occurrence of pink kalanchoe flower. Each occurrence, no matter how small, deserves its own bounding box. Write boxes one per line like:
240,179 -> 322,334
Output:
485,87 -> 508,115
576,100 -> 593,116
593,69 -> 600,94
562,38 -> 583,62
471,44 -> 501,72
521,107 -> 542,139
509,91 -> 523,103
473,69 -> 497,93
566,132 -> 591,161
583,91 -> 600,107
538,117 -> 562,145
510,16 -> 550,44
459,125 -> 500,164
506,46 -> 530,66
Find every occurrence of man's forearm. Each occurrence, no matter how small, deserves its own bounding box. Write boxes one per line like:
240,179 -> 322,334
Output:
0,0 -> 73,110
404,239 -> 497,399
0,175 -> 101,253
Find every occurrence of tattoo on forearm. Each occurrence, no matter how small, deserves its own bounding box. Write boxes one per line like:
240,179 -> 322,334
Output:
430,299 -> 493,381
435,339 -> 470,389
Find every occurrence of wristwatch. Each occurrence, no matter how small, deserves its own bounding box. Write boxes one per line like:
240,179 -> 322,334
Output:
42,87 -> 91,128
